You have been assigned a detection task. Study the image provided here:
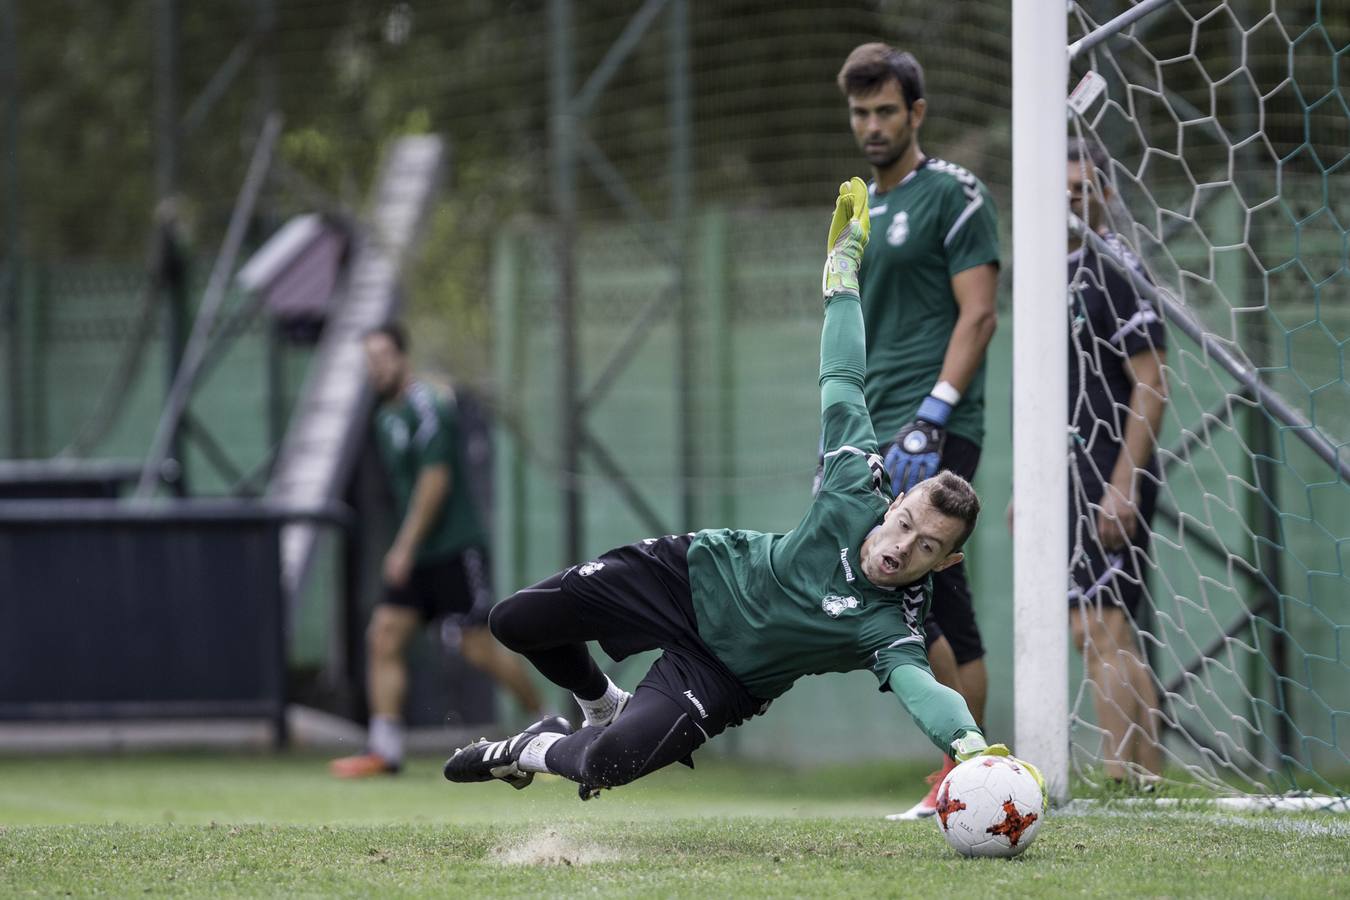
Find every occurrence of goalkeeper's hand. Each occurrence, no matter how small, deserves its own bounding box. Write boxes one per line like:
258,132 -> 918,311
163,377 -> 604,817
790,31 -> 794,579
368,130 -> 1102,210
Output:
951,731 -> 1008,762
822,177 -> 871,300
884,394 -> 952,495
952,732 -> 1049,809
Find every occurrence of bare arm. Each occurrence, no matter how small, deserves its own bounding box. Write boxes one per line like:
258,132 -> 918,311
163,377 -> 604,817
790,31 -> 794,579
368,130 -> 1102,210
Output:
1099,348 -> 1168,548
395,463 -> 450,554
937,263 -> 999,394
384,463 -> 450,586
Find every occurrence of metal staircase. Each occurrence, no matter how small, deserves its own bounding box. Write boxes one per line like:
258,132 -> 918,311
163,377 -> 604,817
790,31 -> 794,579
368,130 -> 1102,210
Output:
267,135 -> 445,600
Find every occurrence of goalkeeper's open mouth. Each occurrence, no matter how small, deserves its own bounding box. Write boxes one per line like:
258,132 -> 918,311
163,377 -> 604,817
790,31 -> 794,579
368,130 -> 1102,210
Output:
879,552 -> 902,576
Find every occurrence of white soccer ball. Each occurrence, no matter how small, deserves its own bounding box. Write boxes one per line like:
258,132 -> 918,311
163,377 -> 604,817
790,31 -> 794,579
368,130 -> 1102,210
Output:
934,755 -> 1045,858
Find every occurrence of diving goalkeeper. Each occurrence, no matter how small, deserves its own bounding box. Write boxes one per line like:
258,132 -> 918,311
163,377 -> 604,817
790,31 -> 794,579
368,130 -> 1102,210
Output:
443,179 -> 1010,799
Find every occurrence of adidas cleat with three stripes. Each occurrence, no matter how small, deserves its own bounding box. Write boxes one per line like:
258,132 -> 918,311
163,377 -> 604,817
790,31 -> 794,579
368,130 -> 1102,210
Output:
442,715 -> 573,789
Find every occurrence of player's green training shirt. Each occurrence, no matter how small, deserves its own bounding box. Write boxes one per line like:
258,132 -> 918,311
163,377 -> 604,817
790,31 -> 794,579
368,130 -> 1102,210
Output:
372,381 -> 486,563
687,295 -> 933,702
860,158 -> 1000,446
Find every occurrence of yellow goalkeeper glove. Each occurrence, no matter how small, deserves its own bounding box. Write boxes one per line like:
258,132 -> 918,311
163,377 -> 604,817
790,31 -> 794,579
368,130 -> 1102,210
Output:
951,731 -> 1008,762
822,176 -> 871,299
952,732 -> 1049,810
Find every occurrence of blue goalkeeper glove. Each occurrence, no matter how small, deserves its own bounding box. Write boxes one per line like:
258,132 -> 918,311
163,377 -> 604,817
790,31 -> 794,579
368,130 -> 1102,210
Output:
885,393 -> 953,495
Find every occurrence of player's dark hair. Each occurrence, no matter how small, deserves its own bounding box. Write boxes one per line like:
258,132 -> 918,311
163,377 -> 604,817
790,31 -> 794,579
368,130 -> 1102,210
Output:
367,322 -> 409,354
920,470 -> 981,552
1067,137 -> 1111,183
837,43 -> 925,109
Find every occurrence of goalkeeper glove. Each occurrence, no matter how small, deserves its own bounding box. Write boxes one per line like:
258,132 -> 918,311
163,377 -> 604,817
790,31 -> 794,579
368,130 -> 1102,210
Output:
1019,756 -> 1050,810
951,730 -> 1009,762
951,732 -> 1049,809
822,177 -> 871,300
885,393 -> 952,495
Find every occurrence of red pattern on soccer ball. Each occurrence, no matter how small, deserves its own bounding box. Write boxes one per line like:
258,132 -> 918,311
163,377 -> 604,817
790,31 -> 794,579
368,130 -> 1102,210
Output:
985,799 -> 1039,847
935,781 -> 967,831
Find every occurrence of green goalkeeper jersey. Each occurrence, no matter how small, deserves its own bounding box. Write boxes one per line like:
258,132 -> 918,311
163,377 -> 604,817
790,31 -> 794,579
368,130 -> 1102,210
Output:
688,297 -> 932,702
860,158 -> 1000,446
372,381 -> 486,563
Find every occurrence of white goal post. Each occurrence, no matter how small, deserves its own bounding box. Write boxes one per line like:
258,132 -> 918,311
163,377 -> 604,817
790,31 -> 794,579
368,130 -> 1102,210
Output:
1012,0 -> 1070,804
1016,0 -> 1350,807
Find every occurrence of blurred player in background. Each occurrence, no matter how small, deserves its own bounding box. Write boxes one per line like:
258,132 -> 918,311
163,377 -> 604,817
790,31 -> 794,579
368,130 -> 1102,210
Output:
330,323 -> 541,778
442,180 -> 1036,804
836,43 -> 1001,818
1064,138 -> 1165,786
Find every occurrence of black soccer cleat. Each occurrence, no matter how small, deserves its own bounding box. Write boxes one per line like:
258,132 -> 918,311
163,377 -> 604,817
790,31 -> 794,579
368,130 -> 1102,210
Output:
443,715 -> 573,790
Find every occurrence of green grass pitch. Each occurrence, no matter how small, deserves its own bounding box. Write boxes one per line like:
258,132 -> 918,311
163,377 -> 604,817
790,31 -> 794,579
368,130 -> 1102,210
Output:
1,753 -> 1346,897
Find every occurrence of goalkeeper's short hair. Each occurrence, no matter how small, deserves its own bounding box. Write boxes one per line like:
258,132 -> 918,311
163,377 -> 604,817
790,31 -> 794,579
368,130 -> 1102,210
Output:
837,43 -> 925,109
916,470 -> 980,551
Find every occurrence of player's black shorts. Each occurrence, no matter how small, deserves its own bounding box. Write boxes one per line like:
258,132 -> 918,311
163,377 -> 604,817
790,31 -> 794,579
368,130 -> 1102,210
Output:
920,433 -> 985,665
384,545 -> 494,628
551,534 -> 765,738
1069,461 -> 1158,620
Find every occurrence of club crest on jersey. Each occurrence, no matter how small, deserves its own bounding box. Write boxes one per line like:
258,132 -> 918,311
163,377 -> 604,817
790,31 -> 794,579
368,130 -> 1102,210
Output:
822,594 -> 861,618
887,211 -> 909,246
577,560 -> 605,576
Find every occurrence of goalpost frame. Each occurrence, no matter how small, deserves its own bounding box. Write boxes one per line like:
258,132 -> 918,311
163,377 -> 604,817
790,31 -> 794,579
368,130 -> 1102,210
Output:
1012,0 -> 1069,803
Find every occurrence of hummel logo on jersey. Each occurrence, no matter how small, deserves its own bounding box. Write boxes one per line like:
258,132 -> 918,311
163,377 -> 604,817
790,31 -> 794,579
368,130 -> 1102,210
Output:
887,211 -> 909,246
683,690 -> 709,719
578,561 -> 605,576
839,548 -> 855,583
822,594 -> 861,618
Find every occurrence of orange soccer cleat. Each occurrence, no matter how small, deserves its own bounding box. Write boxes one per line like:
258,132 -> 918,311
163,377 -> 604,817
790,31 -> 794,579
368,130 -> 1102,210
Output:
329,752 -> 400,779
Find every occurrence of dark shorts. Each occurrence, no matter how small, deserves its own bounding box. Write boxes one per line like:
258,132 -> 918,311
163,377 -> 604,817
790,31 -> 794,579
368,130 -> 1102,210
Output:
1069,463 -> 1158,620
557,534 -> 764,738
384,545 -> 494,628
919,433 -> 985,665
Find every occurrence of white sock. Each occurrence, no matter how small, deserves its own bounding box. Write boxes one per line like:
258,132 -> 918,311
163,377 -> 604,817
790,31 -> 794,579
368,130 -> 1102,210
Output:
368,715 -> 404,764
517,732 -> 566,773
575,676 -> 627,726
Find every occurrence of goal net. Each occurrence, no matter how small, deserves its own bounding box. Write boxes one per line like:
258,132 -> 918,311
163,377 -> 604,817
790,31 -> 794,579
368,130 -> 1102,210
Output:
1057,0 -> 1350,802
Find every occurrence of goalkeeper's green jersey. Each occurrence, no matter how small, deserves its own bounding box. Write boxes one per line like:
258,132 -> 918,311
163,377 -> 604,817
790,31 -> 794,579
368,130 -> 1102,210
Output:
860,158 -> 1000,447
372,381 -> 486,563
688,296 -> 932,702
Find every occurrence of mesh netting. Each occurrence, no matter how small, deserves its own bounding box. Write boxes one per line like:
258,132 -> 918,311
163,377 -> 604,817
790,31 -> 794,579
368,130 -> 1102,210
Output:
6,1 -> 1349,775
1066,0 -> 1349,796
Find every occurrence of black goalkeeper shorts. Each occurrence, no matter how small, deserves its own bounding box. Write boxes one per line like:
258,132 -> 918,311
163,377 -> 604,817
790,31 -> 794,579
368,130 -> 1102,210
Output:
530,534 -> 765,738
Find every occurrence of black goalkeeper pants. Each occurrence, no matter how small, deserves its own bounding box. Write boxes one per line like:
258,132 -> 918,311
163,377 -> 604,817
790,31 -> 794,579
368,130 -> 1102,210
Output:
489,536 -> 762,788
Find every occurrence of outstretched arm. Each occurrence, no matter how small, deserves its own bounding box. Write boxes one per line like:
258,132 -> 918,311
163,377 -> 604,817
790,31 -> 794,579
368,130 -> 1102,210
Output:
819,176 -> 872,414
887,663 -> 986,757
820,293 -> 867,413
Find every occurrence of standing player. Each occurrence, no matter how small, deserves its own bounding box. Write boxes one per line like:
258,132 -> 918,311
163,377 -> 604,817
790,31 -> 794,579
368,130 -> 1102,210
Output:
443,180 -> 1032,801
330,323 -> 542,778
836,43 -> 1001,818
1066,138 -> 1165,785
